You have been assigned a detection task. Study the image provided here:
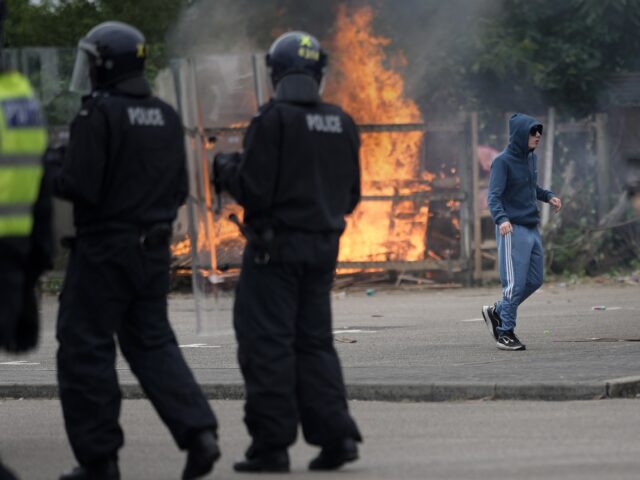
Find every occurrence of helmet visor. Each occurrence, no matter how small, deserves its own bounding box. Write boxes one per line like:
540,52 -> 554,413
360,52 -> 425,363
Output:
69,41 -> 98,94
69,49 -> 91,94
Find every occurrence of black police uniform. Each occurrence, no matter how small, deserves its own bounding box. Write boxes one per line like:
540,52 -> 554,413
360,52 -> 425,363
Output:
217,73 -> 362,455
53,77 -> 217,465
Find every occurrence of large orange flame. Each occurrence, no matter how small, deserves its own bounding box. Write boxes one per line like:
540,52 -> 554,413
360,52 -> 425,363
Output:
324,5 -> 433,263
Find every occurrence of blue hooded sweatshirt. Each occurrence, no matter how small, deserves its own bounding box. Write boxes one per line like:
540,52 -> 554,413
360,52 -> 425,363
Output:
488,113 -> 555,226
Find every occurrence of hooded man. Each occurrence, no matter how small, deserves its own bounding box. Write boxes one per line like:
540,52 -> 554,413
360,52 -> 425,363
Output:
482,113 -> 562,351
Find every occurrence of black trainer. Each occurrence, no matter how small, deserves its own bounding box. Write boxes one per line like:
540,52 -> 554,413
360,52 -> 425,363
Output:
496,331 -> 526,351
510,331 -> 526,349
482,304 -> 501,340
309,438 -> 359,471
0,461 -> 18,480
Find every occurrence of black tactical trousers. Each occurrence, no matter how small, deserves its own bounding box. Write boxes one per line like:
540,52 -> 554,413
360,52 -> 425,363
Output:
57,233 -> 217,465
233,234 -> 361,454
0,268 -> 37,352
0,249 -> 39,353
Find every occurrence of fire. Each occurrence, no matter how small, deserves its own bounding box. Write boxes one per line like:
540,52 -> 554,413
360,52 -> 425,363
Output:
324,5 -> 432,263
171,204 -> 245,270
171,236 -> 191,257
171,124 -> 248,271
170,219 -> 211,261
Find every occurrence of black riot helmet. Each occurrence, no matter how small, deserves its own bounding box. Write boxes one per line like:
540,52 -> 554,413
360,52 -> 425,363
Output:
70,21 -> 146,94
266,31 -> 327,88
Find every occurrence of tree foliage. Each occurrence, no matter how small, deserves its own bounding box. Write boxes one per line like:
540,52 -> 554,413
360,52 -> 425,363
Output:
4,0 -> 187,78
3,0 -> 188,125
5,1 -> 99,47
472,0 -> 640,116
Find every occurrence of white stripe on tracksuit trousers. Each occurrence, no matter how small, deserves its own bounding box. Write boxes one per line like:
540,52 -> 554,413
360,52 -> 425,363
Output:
495,223 -> 544,334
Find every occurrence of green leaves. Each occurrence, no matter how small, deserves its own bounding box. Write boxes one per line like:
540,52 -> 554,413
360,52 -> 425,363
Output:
4,0 -> 187,88
4,0 -> 187,47
473,0 -> 640,115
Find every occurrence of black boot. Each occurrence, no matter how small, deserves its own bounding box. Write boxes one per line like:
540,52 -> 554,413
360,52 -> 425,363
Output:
309,438 -> 359,471
59,459 -> 120,480
182,430 -> 220,480
0,460 -> 18,480
233,449 -> 290,473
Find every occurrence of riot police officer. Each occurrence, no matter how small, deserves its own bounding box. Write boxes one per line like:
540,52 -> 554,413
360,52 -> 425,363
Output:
52,21 -> 219,480
0,0 -> 53,477
214,31 -> 362,472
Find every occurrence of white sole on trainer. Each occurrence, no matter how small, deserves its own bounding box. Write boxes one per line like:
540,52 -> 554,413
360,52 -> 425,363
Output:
496,341 -> 525,351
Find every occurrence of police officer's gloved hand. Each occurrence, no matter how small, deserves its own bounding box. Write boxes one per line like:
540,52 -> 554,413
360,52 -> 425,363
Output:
212,152 -> 241,193
42,144 -> 67,169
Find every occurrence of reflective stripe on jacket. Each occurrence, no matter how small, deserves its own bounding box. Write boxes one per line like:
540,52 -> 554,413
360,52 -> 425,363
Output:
0,71 -> 47,237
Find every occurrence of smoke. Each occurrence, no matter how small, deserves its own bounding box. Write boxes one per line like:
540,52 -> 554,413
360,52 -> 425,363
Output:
372,0 -> 502,113
166,0 -> 503,112
166,0 -> 273,56
166,0 -> 339,57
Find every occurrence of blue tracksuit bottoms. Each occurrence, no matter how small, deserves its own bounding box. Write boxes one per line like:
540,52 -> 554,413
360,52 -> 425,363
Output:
495,224 -> 544,334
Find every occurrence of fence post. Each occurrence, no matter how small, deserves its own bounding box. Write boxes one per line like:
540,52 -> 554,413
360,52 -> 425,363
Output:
470,112 -> 481,282
595,113 -> 610,221
541,107 -> 556,226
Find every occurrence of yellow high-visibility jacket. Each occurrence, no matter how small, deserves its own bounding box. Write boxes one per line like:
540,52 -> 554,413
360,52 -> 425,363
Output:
0,71 -> 47,238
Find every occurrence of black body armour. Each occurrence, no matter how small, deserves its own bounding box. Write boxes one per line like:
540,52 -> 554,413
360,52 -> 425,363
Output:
54,79 -> 188,229
223,73 -> 361,236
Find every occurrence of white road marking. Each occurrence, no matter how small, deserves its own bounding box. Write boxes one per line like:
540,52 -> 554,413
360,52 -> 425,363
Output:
179,344 -> 221,348
460,318 -> 484,323
0,360 -> 40,366
332,329 -> 377,334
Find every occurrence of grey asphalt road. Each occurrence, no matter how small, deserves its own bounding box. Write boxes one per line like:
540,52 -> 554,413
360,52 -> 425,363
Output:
1,283 -> 639,399
1,398 -> 639,480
